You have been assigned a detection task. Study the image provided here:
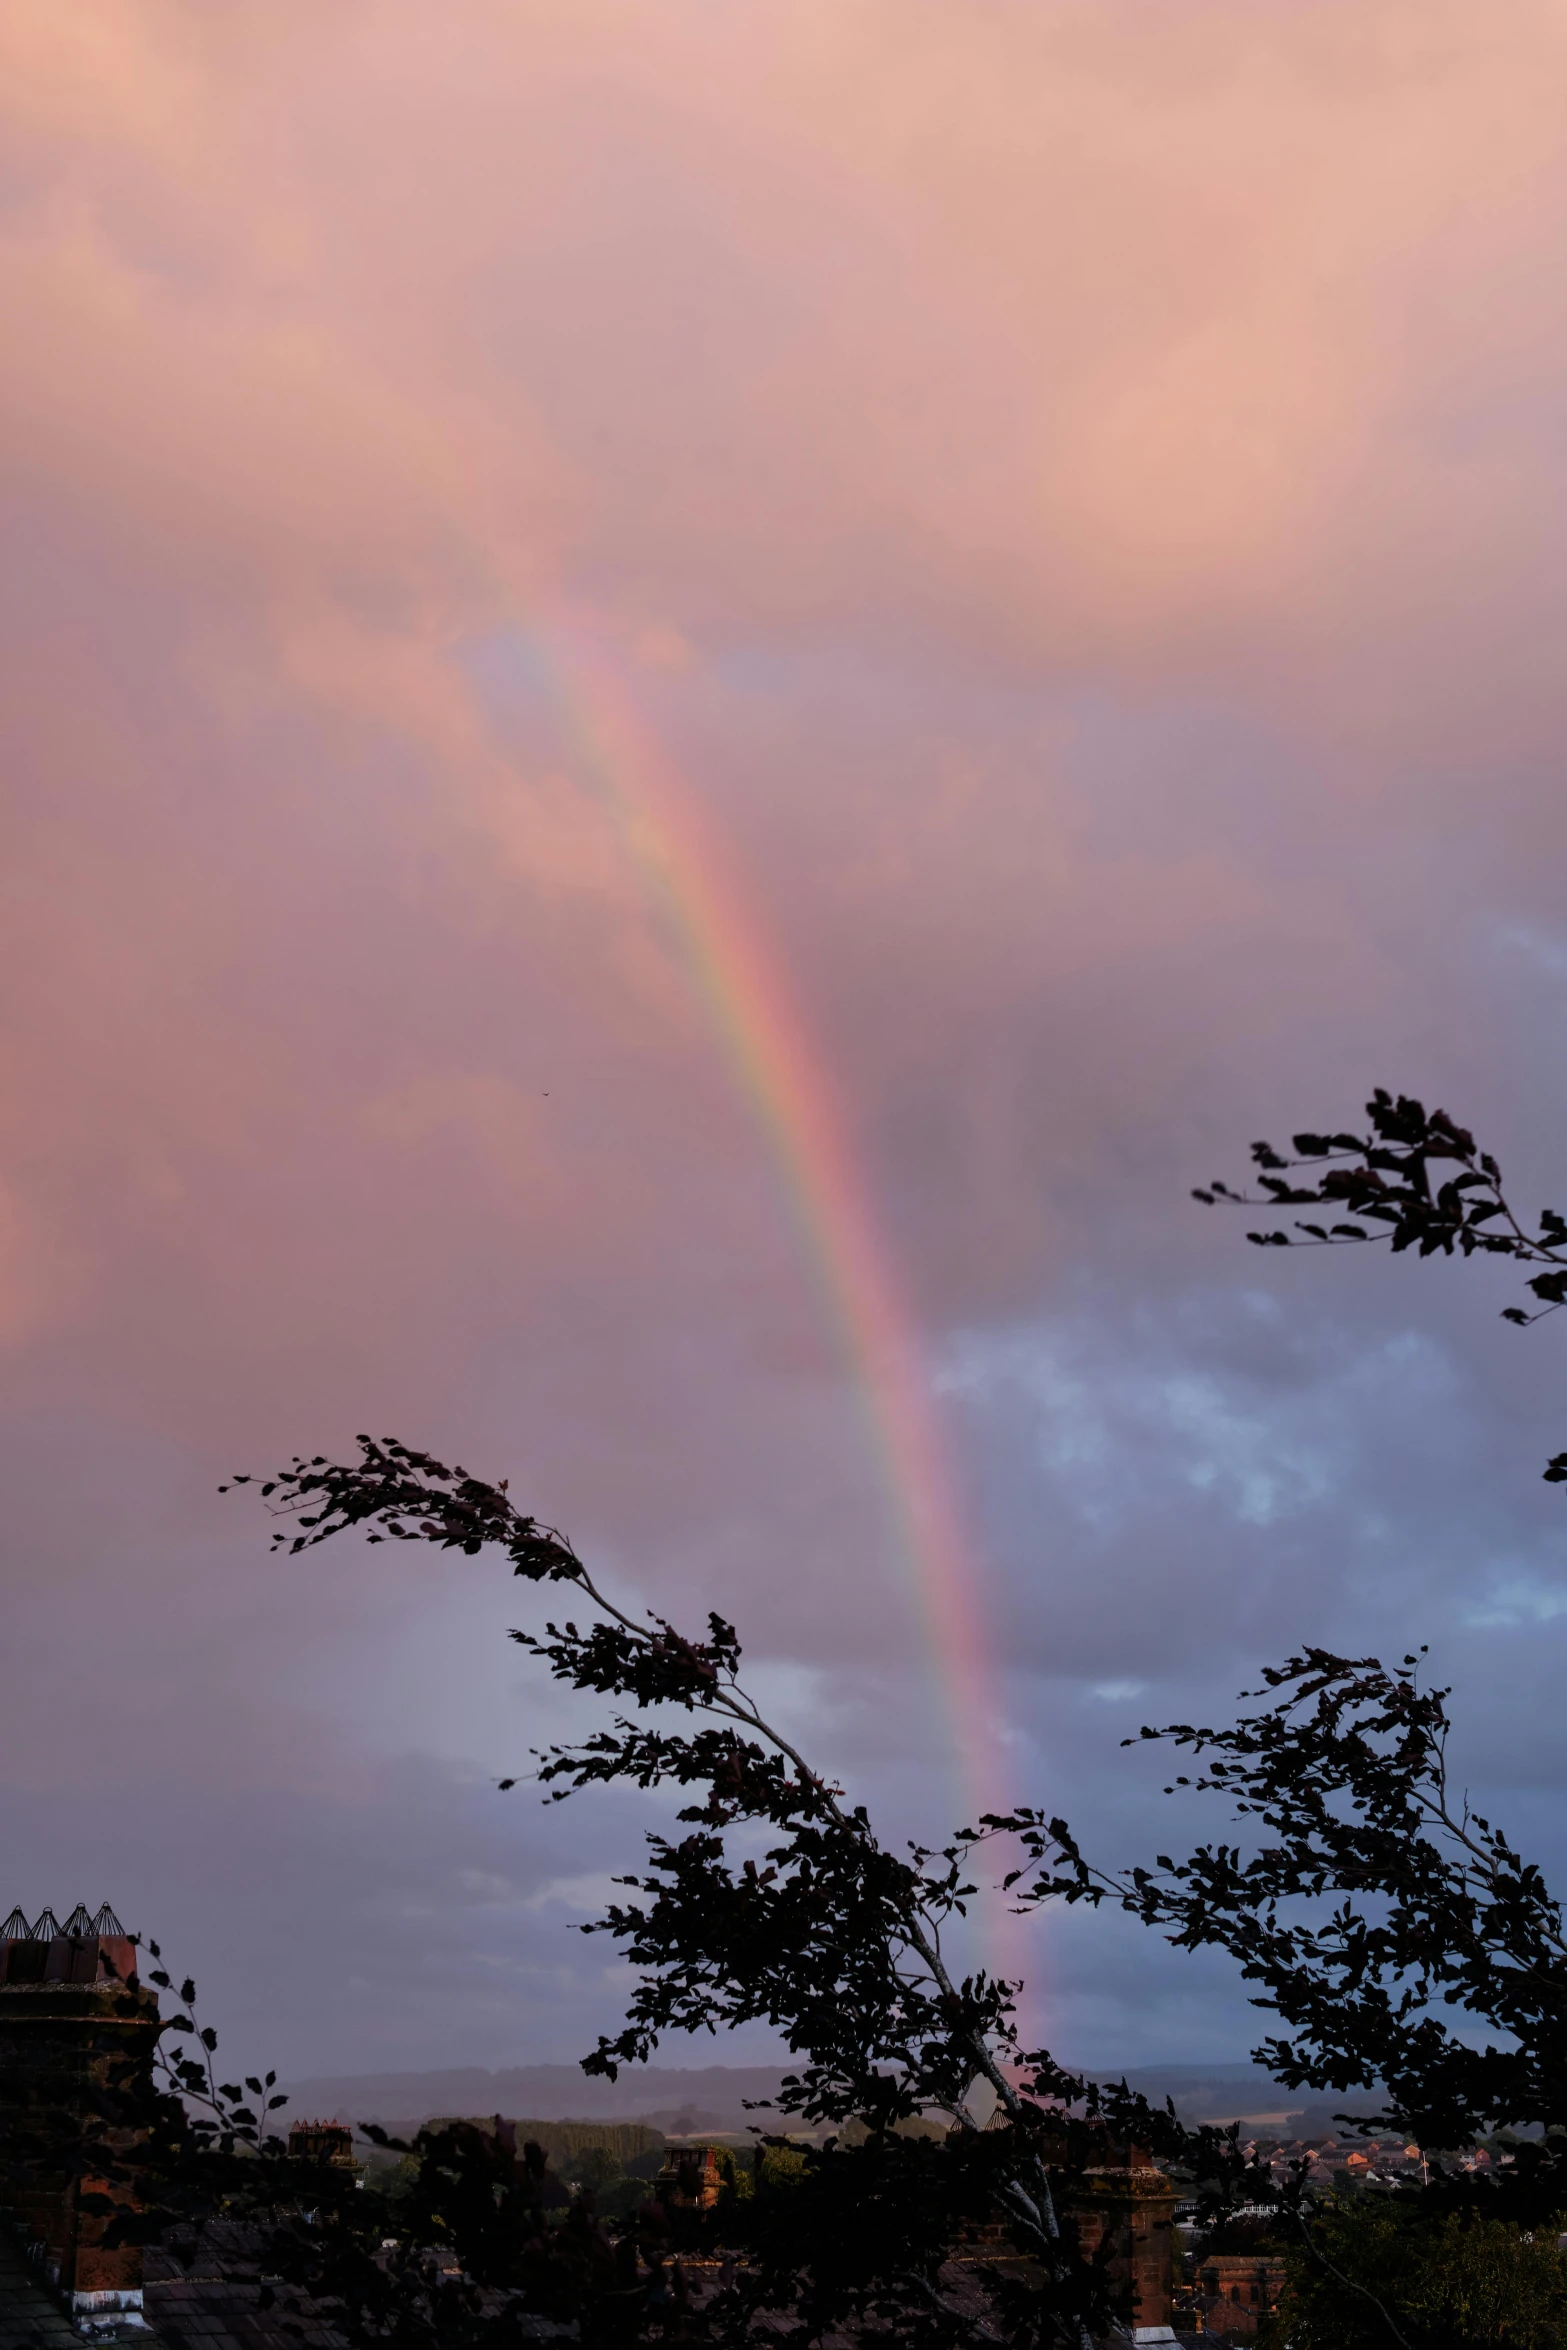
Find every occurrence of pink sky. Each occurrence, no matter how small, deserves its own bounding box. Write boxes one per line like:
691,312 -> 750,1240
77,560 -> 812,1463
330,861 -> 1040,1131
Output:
6,0 -> 1567,2078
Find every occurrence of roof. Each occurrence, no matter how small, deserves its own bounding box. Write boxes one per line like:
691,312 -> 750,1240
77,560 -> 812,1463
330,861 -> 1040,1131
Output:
0,2230 -> 94,2350
144,2228 -> 341,2350
143,2273 -> 340,2350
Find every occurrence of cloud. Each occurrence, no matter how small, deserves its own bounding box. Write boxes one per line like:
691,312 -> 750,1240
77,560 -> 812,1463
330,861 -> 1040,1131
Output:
4,0 -> 1567,2070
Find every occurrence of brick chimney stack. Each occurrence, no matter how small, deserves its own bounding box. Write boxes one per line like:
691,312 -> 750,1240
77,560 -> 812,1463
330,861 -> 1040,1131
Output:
0,1905 -> 161,2330
977,2113 -> 1178,2338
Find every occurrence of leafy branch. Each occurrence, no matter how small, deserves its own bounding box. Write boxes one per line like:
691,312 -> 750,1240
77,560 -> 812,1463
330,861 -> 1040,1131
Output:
996,1650 -> 1567,2180
142,1937 -> 289,2151
1194,1087 -> 1567,1487
1194,1086 -> 1567,1319
224,1436 -> 1247,2338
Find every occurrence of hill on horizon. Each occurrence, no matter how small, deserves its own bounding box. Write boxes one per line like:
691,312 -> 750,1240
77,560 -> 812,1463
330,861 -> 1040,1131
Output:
279,2058 -> 1378,2137
278,2062 -> 793,2134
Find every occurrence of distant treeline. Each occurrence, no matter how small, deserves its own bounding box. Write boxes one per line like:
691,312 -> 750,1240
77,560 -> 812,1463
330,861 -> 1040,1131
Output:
432,2118 -> 665,2166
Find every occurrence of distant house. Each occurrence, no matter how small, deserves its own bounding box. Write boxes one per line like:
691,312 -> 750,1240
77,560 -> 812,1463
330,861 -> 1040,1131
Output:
1195,2254 -> 1288,2339
288,2119 -> 359,2173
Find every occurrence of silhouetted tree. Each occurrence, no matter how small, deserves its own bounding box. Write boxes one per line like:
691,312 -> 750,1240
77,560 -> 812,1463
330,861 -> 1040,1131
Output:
206,1088 -> 1567,2346
222,1440 -> 1205,2348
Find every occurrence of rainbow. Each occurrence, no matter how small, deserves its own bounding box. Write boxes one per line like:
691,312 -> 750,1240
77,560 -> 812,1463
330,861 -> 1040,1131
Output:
489,617 -> 1018,1988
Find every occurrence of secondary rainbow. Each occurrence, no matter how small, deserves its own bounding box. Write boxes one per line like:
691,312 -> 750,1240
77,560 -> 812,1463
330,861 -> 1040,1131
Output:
523,621 -> 1012,1869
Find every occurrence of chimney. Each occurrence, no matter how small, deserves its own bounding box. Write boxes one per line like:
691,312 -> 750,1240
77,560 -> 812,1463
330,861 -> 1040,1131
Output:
980,2114 -> 1178,2338
1054,2137 -> 1178,2340
0,1905 -> 161,2330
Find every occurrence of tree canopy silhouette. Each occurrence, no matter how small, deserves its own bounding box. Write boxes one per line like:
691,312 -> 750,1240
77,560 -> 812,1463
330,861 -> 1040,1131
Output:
203,1087 -> 1567,2345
